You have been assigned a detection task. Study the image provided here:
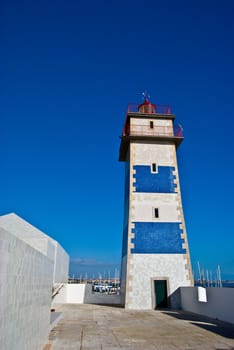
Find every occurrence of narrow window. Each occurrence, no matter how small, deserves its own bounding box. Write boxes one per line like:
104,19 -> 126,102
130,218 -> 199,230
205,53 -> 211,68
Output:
151,163 -> 157,173
154,208 -> 159,218
150,121 -> 154,129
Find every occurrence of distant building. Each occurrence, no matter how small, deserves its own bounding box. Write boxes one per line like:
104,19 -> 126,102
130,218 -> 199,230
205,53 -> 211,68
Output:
119,97 -> 193,309
0,213 -> 69,350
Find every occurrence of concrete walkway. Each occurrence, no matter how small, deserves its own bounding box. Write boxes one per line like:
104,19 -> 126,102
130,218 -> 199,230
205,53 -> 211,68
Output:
45,304 -> 234,350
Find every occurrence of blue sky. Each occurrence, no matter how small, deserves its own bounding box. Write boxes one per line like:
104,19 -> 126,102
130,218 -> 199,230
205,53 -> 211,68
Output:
2,0 -> 234,279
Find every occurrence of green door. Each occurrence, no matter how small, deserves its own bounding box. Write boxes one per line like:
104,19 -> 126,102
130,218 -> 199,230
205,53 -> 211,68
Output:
154,280 -> 168,309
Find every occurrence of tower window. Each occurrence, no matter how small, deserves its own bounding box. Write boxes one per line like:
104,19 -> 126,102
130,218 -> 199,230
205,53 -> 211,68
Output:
151,163 -> 157,173
150,121 -> 154,129
154,208 -> 159,218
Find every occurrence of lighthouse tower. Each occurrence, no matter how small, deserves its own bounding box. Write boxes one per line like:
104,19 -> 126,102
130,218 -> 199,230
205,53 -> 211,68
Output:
119,97 -> 193,310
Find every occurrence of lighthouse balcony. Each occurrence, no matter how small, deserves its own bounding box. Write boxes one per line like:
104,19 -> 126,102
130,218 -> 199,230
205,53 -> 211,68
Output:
119,123 -> 183,161
123,124 -> 183,138
126,124 -> 183,138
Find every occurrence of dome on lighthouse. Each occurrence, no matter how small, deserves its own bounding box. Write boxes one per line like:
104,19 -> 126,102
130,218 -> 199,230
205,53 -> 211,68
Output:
138,97 -> 156,114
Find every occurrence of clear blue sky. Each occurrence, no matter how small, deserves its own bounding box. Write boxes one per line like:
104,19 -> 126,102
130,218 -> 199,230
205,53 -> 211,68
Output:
2,0 -> 234,279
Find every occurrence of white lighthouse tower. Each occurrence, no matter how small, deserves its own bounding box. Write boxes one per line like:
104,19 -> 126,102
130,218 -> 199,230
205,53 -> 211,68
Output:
119,96 -> 193,310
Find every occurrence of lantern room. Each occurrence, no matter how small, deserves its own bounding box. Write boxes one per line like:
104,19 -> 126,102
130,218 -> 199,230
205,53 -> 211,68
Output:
138,98 -> 156,114
119,98 -> 183,161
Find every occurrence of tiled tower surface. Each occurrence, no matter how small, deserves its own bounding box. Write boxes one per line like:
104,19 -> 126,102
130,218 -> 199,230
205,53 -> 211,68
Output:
119,99 -> 193,310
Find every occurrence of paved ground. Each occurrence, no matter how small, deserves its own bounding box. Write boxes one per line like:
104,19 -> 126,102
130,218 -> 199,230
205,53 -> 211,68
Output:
45,304 -> 234,350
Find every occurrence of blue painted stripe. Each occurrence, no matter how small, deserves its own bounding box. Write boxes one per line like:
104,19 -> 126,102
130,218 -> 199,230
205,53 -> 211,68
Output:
133,165 -> 176,193
131,222 -> 186,254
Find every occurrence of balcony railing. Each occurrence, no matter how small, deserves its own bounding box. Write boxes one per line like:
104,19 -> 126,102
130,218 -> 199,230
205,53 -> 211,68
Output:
127,103 -> 171,115
124,124 -> 183,138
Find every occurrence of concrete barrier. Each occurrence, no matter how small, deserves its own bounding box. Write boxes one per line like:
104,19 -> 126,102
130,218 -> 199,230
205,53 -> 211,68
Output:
52,283 -> 86,305
84,284 -> 121,305
180,286 -> 234,324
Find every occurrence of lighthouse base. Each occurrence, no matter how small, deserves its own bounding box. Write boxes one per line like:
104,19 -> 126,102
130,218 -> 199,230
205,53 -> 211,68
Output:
121,254 -> 192,310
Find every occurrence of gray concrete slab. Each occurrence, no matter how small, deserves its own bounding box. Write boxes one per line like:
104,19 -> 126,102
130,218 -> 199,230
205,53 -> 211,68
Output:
83,284 -> 121,305
50,312 -> 63,331
45,304 -> 234,350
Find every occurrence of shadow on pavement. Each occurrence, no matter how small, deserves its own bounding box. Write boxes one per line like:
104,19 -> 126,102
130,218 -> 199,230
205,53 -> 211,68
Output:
162,310 -> 234,340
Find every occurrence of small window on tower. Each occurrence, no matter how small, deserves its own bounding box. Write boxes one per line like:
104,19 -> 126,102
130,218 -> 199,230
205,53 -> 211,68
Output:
150,121 -> 154,129
154,208 -> 159,218
151,163 -> 157,173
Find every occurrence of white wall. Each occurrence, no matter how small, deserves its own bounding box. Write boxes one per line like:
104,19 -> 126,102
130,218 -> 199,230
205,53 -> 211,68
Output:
0,228 -> 53,350
52,284 -> 67,304
131,117 -> 173,137
131,142 -> 174,165
132,193 -> 179,222
52,240 -> 69,284
52,284 -> 86,305
180,287 -> 234,324
0,213 -> 69,284
0,213 -> 69,350
0,213 -> 55,260
67,284 -> 86,303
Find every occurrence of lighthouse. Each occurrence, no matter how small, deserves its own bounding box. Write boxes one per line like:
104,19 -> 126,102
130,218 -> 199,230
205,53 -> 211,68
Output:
119,96 -> 193,309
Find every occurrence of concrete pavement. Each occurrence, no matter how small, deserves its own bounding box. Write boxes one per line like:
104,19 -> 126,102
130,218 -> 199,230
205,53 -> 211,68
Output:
45,304 -> 234,350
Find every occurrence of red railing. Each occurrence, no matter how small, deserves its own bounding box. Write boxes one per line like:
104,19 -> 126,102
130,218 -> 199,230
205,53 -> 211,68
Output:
174,124 -> 183,137
127,103 -> 171,115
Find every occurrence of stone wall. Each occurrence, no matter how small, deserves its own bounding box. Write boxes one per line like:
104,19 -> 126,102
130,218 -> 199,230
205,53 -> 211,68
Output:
127,254 -> 190,309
